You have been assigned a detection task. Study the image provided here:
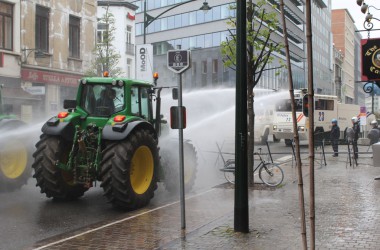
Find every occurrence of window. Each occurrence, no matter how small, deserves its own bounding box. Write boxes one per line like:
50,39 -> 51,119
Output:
0,2 -> 13,50
201,61 -> 207,74
127,58 -> 132,78
212,59 -> 218,74
130,86 -> 151,119
97,23 -> 108,44
69,15 -> 80,58
35,6 -> 49,52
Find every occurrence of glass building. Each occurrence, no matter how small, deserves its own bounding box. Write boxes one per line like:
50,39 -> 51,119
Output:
133,0 -> 333,94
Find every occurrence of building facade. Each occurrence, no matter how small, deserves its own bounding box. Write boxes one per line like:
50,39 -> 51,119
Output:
331,9 -> 356,104
133,0 -> 307,91
97,1 -> 138,78
132,0 -> 335,95
0,0 -> 97,122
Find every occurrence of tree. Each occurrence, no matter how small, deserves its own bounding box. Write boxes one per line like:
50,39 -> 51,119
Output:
86,6 -> 122,77
221,0 -> 284,185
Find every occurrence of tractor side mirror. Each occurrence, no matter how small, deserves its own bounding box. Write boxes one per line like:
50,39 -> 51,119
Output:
2,104 -> 13,114
172,88 -> 178,100
63,99 -> 76,109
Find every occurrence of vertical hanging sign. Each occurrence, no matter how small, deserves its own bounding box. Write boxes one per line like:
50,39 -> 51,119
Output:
135,44 -> 153,81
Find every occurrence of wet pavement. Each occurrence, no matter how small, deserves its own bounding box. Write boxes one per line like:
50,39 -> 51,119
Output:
31,145 -> 380,250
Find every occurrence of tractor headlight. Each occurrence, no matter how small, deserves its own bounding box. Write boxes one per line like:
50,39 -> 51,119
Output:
273,125 -> 277,130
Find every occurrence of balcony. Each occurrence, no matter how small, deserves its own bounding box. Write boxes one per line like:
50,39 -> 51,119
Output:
126,43 -> 134,55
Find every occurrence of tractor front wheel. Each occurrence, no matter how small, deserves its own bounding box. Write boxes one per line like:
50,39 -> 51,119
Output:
32,135 -> 89,200
100,128 -> 159,210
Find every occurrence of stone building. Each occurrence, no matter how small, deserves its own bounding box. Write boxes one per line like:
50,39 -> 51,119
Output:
0,0 -> 97,122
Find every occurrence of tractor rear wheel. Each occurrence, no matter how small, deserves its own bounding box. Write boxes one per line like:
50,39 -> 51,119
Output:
0,119 -> 32,192
100,128 -> 159,210
32,135 -> 88,200
161,140 -> 198,193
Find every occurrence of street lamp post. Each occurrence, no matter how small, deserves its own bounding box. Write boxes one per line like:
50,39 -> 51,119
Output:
143,0 -> 211,44
357,1 -> 380,32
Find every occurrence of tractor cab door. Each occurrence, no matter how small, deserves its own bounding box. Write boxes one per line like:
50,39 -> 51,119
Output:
130,86 -> 152,121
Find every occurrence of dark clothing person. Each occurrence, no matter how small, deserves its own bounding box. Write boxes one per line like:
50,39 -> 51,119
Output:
96,89 -> 116,115
330,121 -> 340,156
352,120 -> 360,159
368,128 -> 380,145
368,121 -> 380,145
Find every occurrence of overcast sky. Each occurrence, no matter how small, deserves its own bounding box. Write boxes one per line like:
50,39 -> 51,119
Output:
331,0 -> 380,38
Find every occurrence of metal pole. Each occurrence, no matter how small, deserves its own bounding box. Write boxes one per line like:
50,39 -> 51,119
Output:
143,0 -> 146,44
177,45 -> 186,229
372,81 -> 375,114
234,0 -> 248,233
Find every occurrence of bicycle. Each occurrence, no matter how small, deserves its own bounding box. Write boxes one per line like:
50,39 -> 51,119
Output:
218,145 -> 284,187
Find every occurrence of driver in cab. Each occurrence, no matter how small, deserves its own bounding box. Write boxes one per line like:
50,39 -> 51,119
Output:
96,87 -> 116,115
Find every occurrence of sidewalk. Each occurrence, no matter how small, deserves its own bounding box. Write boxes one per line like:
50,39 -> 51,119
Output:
32,146 -> 380,250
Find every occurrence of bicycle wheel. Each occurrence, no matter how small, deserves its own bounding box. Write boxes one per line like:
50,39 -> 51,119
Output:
223,160 -> 235,184
259,163 -> 284,187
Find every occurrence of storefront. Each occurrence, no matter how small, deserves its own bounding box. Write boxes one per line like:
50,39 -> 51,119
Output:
21,68 -> 82,121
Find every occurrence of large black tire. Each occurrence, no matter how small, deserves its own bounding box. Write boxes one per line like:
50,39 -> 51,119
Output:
99,128 -> 159,210
0,119 -> 32,192
32,135 -> 89,200
161,140 -> 198,193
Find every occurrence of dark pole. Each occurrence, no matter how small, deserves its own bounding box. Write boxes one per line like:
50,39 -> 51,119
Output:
372,81 -> 375,114
143,0 -> 147,44
234,0 -> 248,233
305,0 -> 316,248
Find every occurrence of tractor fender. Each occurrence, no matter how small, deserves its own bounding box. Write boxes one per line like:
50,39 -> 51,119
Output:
41,119 -> 75,141
102,120 -> 157,141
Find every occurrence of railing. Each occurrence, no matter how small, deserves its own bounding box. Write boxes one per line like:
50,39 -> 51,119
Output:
126,43 -> 134,55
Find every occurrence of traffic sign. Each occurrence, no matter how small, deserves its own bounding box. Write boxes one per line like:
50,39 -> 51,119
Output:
167,50 -> 191,74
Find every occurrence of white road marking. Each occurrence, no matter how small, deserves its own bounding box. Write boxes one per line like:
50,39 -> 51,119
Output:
33,189 -> 215,250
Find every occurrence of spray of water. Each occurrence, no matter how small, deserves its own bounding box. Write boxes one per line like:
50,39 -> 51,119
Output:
159,88 -> 290,191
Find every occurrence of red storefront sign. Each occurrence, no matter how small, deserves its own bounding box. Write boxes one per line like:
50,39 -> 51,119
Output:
21,68 -> 81,87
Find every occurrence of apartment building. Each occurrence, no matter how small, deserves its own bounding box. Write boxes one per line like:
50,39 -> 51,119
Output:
0,0 -> 97,122
97,1 -> 138,78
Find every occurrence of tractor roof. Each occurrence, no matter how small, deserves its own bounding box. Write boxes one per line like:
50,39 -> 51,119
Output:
81,76 -> 154,88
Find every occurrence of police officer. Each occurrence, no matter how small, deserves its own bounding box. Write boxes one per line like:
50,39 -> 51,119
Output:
330,118 -> 340,156
351,117 -> 360,159
368,120 -> 380,145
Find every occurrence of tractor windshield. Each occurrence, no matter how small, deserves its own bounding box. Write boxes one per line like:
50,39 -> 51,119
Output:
80,84 -> 124,117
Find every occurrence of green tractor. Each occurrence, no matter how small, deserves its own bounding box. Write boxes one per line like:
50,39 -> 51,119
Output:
0,85 -> 31,191
32,74 -> 198,210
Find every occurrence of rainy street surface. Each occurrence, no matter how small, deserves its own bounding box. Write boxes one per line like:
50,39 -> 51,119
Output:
1,141 -> 379,249
0,141 -> 291,250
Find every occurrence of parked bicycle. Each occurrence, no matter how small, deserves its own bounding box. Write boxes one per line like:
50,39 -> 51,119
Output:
218,144 -> 284,187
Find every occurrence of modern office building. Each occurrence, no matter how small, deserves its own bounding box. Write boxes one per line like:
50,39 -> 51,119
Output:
133,0 -> 334,94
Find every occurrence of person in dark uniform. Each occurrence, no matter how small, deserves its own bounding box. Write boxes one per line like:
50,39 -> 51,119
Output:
351,116 -> 360,159
368,120 -> 380,145
330,118 -> 340,157
96,88 -> 116,115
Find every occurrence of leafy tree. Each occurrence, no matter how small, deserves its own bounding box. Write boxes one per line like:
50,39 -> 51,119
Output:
86,6 -> 122,77
221,0 -> 284,185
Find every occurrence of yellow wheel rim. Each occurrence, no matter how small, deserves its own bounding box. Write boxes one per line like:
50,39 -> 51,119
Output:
0,141 -> 28,179
130,146 -> 154,194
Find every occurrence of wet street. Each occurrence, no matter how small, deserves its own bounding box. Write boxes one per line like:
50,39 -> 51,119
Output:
0,141 -> 333,250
